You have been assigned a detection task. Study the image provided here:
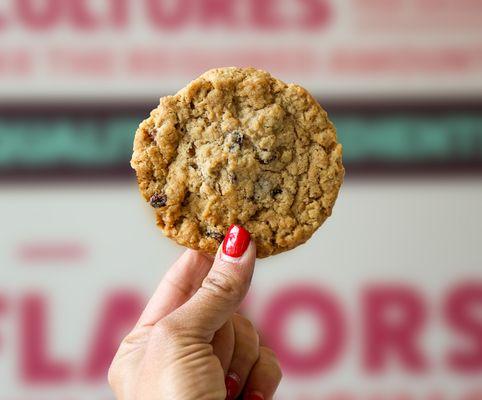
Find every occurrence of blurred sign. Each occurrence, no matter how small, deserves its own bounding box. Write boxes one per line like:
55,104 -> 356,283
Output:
0,1 -> 481,399
0,180 -> 481,399
1,0 -> 482,101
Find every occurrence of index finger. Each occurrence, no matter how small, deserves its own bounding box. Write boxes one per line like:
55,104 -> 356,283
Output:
136,249 -> 213,327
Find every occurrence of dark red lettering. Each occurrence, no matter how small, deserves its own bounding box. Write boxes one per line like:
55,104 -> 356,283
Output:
363,285 -> 428,372
69,0 -> 99,30
0,296 -> 7,350
250,0 -> 285,29
17,0 -> 62,30
446,283 -> 482,372
261,285 -> 344,375
109,0 -> 128,28
198,0 -> 237,27
299,0 -> 332,29
20,294 -> 72,383
84,291 -> 144,380
147,0 -> 191,29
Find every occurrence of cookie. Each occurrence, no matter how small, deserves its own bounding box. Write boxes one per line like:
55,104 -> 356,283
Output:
131,67 -> 344,258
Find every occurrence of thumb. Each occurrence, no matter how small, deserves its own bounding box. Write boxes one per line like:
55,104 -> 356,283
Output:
168,225 -> 256,339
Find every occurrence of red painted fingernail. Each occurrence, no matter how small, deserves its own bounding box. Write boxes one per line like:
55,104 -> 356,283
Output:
222,225 -> 250,259
225,372 -> 240,400
245,392 -> 264,400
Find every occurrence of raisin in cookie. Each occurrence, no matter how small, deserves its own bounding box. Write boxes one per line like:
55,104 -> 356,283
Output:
131,67 -> 344,258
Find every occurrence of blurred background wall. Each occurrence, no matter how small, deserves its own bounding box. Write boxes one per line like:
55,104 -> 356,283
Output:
0,0 -> 481,399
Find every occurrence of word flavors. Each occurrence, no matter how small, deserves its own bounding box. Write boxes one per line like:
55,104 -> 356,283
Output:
0,282 -> 480,383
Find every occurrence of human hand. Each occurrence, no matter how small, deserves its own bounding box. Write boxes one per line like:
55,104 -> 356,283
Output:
108,225 -> 282,400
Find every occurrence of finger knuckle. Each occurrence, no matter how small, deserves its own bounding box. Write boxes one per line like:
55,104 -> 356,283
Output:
152,318 -> 177,339
234,314 -> 255,332
260,346 -> 278,360
261,346 -> 283,380
234,316 -> 259,343
233,330 -> 260,366
238,336 -> 260,363
201,270 -> 245,304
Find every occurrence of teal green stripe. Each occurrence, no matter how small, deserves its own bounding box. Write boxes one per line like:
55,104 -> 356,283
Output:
0,114 -> 481,167
0,117 -> 138,167
334,114 -> 482,162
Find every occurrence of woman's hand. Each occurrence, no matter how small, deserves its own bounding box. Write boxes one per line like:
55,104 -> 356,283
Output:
108,225 -> 282,400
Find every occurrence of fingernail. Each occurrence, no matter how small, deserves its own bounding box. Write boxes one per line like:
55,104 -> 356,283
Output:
225,372 -> 240,400
222,224 -> 250,260
245,391 -> 264,400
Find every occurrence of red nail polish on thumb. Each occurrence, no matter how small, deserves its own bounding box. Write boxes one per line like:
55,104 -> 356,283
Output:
222,225 -> 250,258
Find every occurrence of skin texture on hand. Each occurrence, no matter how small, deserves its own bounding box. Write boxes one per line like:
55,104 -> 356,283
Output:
108,225 -> 282,400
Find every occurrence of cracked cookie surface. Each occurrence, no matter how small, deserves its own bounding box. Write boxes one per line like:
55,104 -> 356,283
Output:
131,67 -> 344,257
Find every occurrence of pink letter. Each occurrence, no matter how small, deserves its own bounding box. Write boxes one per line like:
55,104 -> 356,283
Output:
20,294 -> 72,383
84,291 -> 144,380
298,0 -> 332,30
69,0 -> 99,30
446,283 -> 482,372
250,0 -> 285,29
109,0 -> 128,28
147,0 -> 191,29
363,285 -> 428,372
261,285 -> 345,375
17,0 -> 62,30
198,0 -> 236,27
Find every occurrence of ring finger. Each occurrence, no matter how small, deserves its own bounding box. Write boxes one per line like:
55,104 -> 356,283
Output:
225,313 -> 260,400
242,346 -> 282,400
